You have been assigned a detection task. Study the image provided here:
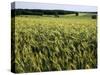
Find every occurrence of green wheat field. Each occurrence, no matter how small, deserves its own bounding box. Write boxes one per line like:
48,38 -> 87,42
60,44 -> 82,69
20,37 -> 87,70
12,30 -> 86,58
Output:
11,14 -> 97,73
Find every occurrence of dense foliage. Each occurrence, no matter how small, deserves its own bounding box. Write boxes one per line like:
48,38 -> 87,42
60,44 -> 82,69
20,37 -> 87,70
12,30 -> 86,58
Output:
11,9 -> 79,17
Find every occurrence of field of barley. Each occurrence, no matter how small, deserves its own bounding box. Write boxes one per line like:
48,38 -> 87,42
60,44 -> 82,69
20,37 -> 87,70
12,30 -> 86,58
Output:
11,14 -> 97,73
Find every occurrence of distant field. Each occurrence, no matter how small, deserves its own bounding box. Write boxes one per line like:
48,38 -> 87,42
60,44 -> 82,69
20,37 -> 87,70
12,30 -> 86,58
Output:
12,15 -> 97,73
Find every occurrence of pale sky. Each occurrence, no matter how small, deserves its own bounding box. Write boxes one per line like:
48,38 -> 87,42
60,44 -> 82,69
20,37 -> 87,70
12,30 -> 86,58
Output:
11,1 -> 97,12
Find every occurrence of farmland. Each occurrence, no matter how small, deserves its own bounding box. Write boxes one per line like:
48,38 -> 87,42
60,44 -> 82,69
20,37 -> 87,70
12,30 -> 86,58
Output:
11,14 -> 97,73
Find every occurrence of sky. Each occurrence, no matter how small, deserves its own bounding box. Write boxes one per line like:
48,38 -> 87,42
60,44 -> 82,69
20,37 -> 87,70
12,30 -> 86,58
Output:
11,1 -> 97,12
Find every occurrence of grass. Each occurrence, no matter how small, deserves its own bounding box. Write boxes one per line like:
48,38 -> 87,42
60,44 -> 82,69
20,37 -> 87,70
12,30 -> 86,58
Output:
11,15 -> 97,73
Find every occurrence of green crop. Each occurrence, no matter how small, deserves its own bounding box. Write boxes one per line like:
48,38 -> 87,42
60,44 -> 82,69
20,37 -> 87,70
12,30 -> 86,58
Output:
11,15 -> 97,73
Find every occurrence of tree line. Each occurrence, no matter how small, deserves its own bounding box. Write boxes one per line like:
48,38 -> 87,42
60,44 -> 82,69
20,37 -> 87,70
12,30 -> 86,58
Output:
11,9 -> 78,17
